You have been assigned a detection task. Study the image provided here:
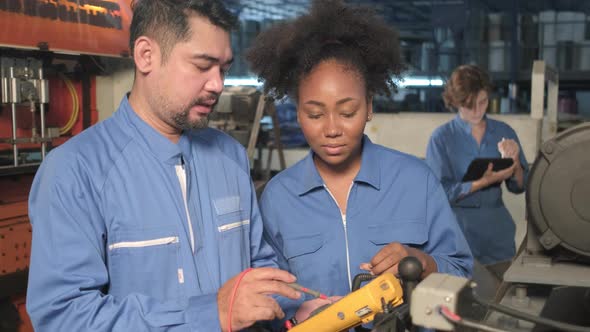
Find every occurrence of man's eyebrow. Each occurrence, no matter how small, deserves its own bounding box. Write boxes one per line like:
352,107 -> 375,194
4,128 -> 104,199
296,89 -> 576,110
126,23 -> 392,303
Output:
192,54 -> 234,66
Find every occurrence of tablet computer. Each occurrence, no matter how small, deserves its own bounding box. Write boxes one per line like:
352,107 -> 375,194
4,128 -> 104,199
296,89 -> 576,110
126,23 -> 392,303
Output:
462,158 -> 514,182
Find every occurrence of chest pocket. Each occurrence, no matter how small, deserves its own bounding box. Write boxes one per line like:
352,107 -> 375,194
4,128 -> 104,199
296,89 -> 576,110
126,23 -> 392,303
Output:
282,233 -> 325,277
214,196 -> 250,275
367,221 -> 428,247
107,225 -> 181,301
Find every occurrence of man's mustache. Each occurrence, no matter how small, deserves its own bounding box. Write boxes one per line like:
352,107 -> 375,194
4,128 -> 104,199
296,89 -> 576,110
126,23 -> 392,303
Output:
193,94 -> 220,108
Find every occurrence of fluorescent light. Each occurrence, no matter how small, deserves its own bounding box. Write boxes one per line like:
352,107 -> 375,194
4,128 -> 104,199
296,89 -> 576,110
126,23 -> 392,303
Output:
224,77 -> 263,86
398,76 -> 444,87
429,79 -> 444,86
223,76 -> 444,88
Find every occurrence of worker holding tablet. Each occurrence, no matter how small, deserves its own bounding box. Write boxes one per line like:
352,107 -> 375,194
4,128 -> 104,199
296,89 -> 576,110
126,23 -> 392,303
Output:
426,65 -> 529,266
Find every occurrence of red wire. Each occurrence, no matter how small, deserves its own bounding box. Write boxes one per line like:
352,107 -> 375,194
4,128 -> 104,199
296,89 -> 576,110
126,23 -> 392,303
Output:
228,267 -> 254,332
440,305 -> 462,322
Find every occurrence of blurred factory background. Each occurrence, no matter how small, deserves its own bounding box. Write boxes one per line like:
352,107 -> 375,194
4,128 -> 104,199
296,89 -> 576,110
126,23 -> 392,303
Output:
1,0 -> 590,331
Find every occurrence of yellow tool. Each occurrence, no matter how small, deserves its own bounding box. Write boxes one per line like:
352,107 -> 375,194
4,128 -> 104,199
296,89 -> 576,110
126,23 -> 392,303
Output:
289,273 -> 404,332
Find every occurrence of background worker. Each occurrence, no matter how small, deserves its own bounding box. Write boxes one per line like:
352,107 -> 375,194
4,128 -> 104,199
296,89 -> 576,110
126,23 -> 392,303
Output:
426,64 -> 529,266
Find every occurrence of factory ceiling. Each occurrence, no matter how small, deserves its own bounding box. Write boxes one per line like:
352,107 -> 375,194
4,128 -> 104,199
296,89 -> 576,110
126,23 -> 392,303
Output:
222,0 -> 590,26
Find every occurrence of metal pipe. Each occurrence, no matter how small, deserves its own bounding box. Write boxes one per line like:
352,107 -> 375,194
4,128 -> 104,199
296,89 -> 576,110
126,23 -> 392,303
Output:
30,99 -> 37,139
11,102 -> 18,167
39,67 -> 47,158
9,66 -> 18,166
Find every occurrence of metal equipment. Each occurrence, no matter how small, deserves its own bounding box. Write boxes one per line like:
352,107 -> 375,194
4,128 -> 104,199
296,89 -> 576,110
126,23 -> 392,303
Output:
210,87 -> 286,189
486,122 -> 590,331
0,52 -> 96,332
410,273 -> 473,331
504,122 -> 590,287
1,57 -> 51,168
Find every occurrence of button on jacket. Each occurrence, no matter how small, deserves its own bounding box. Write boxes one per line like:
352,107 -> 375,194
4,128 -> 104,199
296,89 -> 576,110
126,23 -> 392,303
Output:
260,136 -> 473,316
27,96 -> 276,331
426,115 -> 529,264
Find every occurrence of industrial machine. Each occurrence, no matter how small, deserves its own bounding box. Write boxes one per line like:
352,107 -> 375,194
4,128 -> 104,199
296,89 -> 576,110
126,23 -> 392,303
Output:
487,122 -> 590,331
211,87 -> 287,188
1,1 -> 131,330
0,52 -> 102,332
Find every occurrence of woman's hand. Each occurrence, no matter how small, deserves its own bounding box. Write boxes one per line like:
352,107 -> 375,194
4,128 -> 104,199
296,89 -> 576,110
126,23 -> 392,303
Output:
360,243 -> 437,279
498,138 -> 520,165
471,162 -> 516,192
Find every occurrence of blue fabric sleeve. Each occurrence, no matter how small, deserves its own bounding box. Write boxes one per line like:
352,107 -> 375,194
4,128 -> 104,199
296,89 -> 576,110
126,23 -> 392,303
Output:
26,153 -> 221,331
505,130 -> 529,194
246,154 -> 281,269
426,132 -> 472,202
423,172 -> 473,278
259,185 -> 305,328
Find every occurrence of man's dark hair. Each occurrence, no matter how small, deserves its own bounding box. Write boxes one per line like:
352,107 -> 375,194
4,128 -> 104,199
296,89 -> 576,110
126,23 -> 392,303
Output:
246,0 -> 405,101
129,0 -> 238,62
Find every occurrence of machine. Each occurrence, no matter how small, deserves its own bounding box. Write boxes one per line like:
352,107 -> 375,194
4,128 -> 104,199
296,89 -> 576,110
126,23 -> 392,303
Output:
1,1 -> 131,330
489,122 -> 590,331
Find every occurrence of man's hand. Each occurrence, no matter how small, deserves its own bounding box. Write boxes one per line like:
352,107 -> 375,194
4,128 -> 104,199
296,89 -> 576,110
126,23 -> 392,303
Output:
294,296 -> 342,323
218,267 -> 301,332
360,243 -> 437,279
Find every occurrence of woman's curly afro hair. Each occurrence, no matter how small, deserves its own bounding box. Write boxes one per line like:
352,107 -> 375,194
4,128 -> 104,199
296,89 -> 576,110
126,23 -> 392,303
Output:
245,0 -> 405,101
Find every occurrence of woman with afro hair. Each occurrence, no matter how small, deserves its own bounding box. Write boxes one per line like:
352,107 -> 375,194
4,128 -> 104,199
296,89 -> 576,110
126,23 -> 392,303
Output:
247,0 -> 473,323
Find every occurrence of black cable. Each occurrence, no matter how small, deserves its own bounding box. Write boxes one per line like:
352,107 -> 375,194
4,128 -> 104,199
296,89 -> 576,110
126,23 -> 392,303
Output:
452,317 -> 514,332
439,305 -> 516,332
352,273 -> 375,292
473,295 -> 590,332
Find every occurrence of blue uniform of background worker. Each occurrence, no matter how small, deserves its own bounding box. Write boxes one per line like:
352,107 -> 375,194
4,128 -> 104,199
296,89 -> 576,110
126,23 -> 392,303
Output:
426,65 -> 529,265
246,0 -> 473,323
26,1 -> 300,331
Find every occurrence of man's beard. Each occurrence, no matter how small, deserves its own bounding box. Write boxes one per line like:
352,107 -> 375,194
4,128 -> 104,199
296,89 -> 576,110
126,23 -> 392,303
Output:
172,95 -> 218,130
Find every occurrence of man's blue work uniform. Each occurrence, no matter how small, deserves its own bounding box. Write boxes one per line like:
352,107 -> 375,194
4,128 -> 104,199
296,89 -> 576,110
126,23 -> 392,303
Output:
27,96 -> 276,331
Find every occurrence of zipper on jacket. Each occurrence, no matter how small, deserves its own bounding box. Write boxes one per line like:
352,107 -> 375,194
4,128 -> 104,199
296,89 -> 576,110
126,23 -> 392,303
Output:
176,156 -> 196,253
109,236 -> 179,250
323,183 -> 354,291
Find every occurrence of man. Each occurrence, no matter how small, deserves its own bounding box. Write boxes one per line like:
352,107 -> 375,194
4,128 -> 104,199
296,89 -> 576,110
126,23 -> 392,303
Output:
26,0 -> 300,330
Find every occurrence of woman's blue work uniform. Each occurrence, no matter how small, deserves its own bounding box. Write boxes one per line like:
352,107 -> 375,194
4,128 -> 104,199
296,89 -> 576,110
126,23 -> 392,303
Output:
426,115 -> 529,265
260,136 -> 473,318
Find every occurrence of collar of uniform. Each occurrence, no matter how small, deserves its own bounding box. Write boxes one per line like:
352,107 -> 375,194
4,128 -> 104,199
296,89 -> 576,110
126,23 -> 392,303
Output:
297,151 -> 325,196
354,135 -> 381,190
453,114 -> 492,134
116,95 -> 190,165
453,114 -> 472,134
297,135 -> 380,195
